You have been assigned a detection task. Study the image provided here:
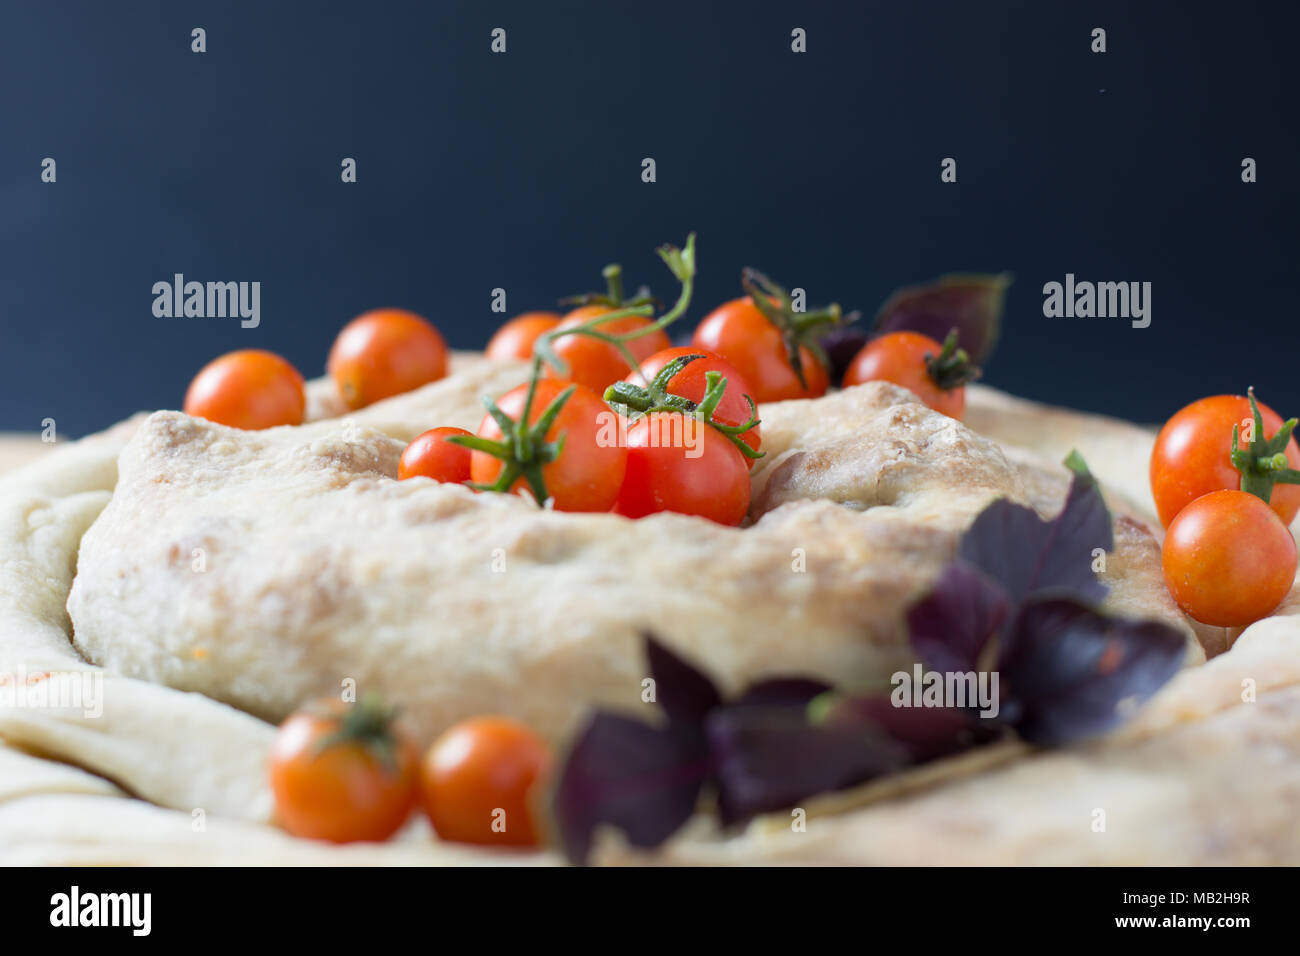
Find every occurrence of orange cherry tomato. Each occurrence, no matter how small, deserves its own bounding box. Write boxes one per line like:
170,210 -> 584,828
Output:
1150,394 -> 1300,528
614,411 -> 752,525
547,305 -> 671,395
420,716 -> 550,847
627,346 -> 761,465
486,312 -> 562,361
1162,489 -> 1297,628
842,331 -> 966,419
327,309 -> 449,410
183,349 -> 305,430
398,426 -> 473,483
470,378 -> 627,512
269,697 -> 420,844
692,297 -> 828,403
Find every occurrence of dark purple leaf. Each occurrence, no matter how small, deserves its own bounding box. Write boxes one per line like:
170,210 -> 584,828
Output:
907,561 -> 1011,674
819,694 -> 1003,762
732,677 -> 833,709
551,712 -> 712,865
873,273 -> 1011,365
818,324 -> 871,386
958,469 -> 1113,607
645,634 -> 722,724
997,597 -> 1186,746
706,705 -> 909,826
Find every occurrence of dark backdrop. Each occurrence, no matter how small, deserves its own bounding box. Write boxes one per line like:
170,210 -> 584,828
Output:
2,0 -> 1296,436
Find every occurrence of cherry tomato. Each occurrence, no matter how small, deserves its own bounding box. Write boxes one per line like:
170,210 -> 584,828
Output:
842,331 -> 967,420
471,378 -> 627,512
627,346 -> 762,465
614,411 -> 752,525
1162,489 -> 1296,628
420,716 -> 549,847
269,697 -> 420,844
398,426 -> 473,483
1151,394 -> 1300,528
183,349 -> 305,430
692,297 -> 828,403
547,305 -> 671,395
486,312 -> 562,361
327,308 -> 449,409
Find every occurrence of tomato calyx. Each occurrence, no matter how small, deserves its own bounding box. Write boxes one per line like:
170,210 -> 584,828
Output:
923,329 -> 982,391
603,354 -> 764,461
1230,388 -> 1300,507
447,376 -> 577,505
558,262 -> 659,312
538,234 -> 697,380
740,268 -> 852,390
310,692 -> 406,774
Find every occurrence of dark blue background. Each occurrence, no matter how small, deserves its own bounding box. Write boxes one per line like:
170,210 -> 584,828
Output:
2,0 -> 1295,436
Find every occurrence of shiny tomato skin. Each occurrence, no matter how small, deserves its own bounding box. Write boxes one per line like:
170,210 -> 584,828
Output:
1151,394 -> 1300,528
420,716 -> 549,847
842,331 -> 966,420
627,346 -> 761,465
328,309 -> 449,409
486,312 -> 562,361
692,297 -> 828,403
269,699 -> 420,844
614,412 -> 752,525
1162,489 -> 1297,628
470,378 -> 627,512
398,426 -> 473,483
547,305 -> 671,395
183,349 -> 305,430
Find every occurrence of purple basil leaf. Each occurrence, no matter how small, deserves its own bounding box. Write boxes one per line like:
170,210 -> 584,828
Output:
645,633 -> 723,724
997,597 -> 1186,747
818,324 -> 871,386
552,712 -> 712,865
820,694 -> 1002,763
907,560 -> 1011,674
958,470 -> 1113,607
733,677 -> 833,709
706,705 -> 909,826
873,273 -> 1011,365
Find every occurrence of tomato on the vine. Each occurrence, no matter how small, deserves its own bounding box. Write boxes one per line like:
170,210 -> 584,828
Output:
420,716 -> 549,847
486,312 -> 562,362
1161,489 -> 1297,628
547,305 -> 670,394
269,696 -> 420,844
328,309 -> 449,409
614,411 -> 752,525
692,296 -> 829,403
841,331 -> 976,420
183,349 -> 306,430
469,378 -> 626,512
1150,393 -> 1300,528
626,347 -> 761,463
399,427 -> 473,483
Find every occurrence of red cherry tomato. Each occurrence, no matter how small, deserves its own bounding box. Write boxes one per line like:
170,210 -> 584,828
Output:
486,312 -> 562,361
614,411 -> 752,525
184,349 -> 305,430
842,331 -> 967,420
547,305 -> 671,395
626,346 -> 761,465
692,297 -> 828,403
1151,394 -> 1300,528
420,716 -> 550,847
471,379 -> 627,512
1162,489 -> 1297,628
398,427 -> 473,483
327,309 -> 449,409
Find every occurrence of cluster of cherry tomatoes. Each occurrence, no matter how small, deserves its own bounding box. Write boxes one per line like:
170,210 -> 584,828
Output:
270,698 -> 550,847
1151,392 -> 1299,629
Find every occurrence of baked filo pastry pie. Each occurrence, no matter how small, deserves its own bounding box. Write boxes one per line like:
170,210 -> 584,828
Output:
1,352 -> 1296,865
